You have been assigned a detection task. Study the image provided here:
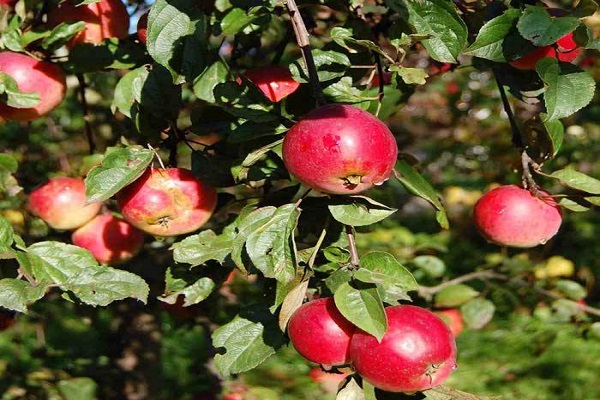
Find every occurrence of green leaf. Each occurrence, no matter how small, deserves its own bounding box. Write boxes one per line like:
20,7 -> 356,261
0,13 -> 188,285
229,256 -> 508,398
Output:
28,241 -> 98,285
389,0 -> 467,63
245,204 -> 300,282
278,279 -> 309,331
356,251 -> 418,296
549,168 -> 600,194
212,305 -> 286,376
85,146 -> 154,204
172,228 -> 236,267
536,58 -> 596,121
330,26 -> 390,58
57,378 -> 98,400
464,9 -> 522,62
412,255 -> 446,278
163,267 -> 187,294
221,7 -> 270,36
434,284 -> 479,308
0,153 -> 18,173
325,268 -> 352,294
558,197 -> 590,212
555,280 -> 587,301
328,196 -> 396,227
289,49 -> 350,83
0,216 -> 14,247
517,6 -> 579,47
0,279 -> 47,313
573,0 -> 599,18
424,385 -> 502,400
322,77 -> 365,104
41,21 -> 86,51
0,72 -> 41,108
394,159 -> 448,228
192,60 -> 229,103
461,298 -> 495,329
390,65 -> 428,85
334,282 -> 387,341
231,206 -> 277,271
179,277 -> 216,306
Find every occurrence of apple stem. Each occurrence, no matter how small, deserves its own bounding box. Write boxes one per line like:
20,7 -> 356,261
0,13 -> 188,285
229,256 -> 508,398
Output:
286,0 -> 326,106
521,150 -> 541,195
76,73 -> 96,155
493,69 -> 523,149
345,225 -> 360,268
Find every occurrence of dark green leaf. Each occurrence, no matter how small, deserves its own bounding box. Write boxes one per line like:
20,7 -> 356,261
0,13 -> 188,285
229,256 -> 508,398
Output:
334,282 -> 387,341
550,168 -> 600,194
328,196 -> 396,227
85,146 -> 154,204
573,0 -> 599,18
325,268 -> 353,294
517,6 -> 579,47
231,206 -> 277,270
289,49 -> 350,83
461,298 -> 495,329
41,21 -> 86,51
464,9 -> 521,62
434,284 -> 479,308
172,228 -> 236,267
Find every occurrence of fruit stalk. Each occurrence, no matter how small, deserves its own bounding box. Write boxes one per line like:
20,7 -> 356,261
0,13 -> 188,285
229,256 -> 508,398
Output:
493,69 -> 523,149
76,73 -> 96,154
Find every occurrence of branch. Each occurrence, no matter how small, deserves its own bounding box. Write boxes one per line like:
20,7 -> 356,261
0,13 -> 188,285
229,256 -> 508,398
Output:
286,0 -> 325,106
345,225 -> 360,268
493,69 -> 523,149
76,73 -> 96,154
418,270 -> 505,299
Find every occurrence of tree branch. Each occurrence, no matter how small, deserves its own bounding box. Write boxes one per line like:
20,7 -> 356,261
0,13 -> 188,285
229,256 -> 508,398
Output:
345,225 -> 360,268
76,73 -> 96,155
493,69 -> 523,149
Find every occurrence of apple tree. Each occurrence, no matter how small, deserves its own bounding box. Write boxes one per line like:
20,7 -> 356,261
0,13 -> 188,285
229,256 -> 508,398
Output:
1,0 -> 600,398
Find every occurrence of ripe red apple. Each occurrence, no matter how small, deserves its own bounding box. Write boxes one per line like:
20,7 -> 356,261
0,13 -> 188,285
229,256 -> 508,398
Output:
473,185 -> 562,248
434,308 -> 464,337
0,0 -> 17,8
71,214 -> 145,265
28,177 -> 102,231
137,11 -> 149,44
287,297 -> 355,366
349,305 -> 457,393
116,168 -> 217,237
509,33 -> 582,70
242,66 -> 300,102
0,52 -> 66,121
282,104 -> 398,195
47,0 -> 130,48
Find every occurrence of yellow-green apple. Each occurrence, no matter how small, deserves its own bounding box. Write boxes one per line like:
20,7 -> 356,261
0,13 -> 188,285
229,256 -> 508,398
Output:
28,177 -> 101,230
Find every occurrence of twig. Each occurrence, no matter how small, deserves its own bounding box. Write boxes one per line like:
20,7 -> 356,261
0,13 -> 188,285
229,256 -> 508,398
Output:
373,52 -> 385,117
493,69 -> 523,149
521,150 -> 540,193
418,270 -> 505,299
345,225 -> 360,268
76,73 -> 96,154
286,0 -> 325,106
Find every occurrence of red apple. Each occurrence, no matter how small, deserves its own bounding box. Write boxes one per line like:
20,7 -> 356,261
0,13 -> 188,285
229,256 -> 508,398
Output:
434,308 -> 464,337
509,33 -> 582,70
28,177 -> 102,230
116,168 -> 217,237
0,0 -> 17,8
556,33 -> 582,63
282,104 -> 398,195
47,0 -> 130,48
243,66 -> 300,102
71,214 -> 145,265
287,298 -> 355,366
137,11 -> 149,44
0,52 -> 66,121
473,185 -> 562,248
349,305 -> 457,393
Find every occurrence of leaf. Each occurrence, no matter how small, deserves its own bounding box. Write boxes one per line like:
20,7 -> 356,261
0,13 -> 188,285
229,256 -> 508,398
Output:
336,377 -> 365,400
0,279 -> 47,313
464,9 -> 521,62
28,242 -> 98,285
212,305 -> 286,376
461,298 -> 495,329
517,6 -> 579,47
573,0 -> 599,18
424,385 -> 502,400
111,67 -> 146,118
41,21 -> 86,51
0,72 -> 40,108
558,197 -> 590,212
434,284 -> 480,308
330,26 -> 390,58
289,49 -> 350,83
389,0 -> 467,63
390,65 -> 428,85
394,159 -> 448,228
322,77 -> 365,103
179,277 -> 216,306
555,279 -> 587,301
328,196 -> 396,227
85,146 -> 154,204
245,204 -> 300,283
172,228 -> 236,267
536,58 -> 596,121
57,378 -> 98,400
231,207 -> 277,270
549,168 -> 600,194
192,60 -> 229,103
356,251 -> 418,296
0,216 -> 14,247
220,7 -> 270,36
278,279 -> 309,331
412,255 -> 446,278
334,282 -> 387,341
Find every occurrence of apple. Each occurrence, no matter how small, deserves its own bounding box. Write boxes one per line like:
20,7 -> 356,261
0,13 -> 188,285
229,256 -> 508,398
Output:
0,0 -> 17,8
28,177 -> 102,231
242,66 -> 300,103
349,305 -> 457,393
282,104 -> 398,195
434,308 -> 464,337
509,33 -> 582,70
0,52 -> 66,121
47,0 -> 130,48
116,168 -> 218,237
137,11 -> 149,44
71,214 -> 145,265
309,367 -> 350,394
473,185 -> 562,248
287,297 -> 355,366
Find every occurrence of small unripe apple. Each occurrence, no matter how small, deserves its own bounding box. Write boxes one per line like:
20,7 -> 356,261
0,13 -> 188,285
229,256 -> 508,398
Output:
47,0 -> 130,48
28,177 -> 102,231
0,52 -> 66,121
434,308 -> 464,337
473,185 -> 562,248
287,297 -> 355,366
137,11 -> 149,44
349,305 -> 457,393
72,214 -> 145,265
282,104 -> 398,195
116,168 -> 217,237
243,66 -> 300,103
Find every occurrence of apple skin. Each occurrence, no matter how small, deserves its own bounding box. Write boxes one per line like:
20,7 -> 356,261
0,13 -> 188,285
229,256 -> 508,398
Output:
509,33 -> 582,70
349,305 -> 457,393
137,11 -> 149,44
28,177 -> 102,231
0,52 -> 66,121
71,214 -> 145,265
434,308 -> 464,337
47,0 -> 130,47
473,185 -> 562,248
287,297 -> 356,366
0,0 -> 17,8
243,66 -> 300,103
116,168 -> 218,237
282,104 -> 398,195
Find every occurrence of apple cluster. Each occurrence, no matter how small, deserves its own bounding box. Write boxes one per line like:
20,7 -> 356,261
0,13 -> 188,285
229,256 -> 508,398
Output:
287,298 -> 458,393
